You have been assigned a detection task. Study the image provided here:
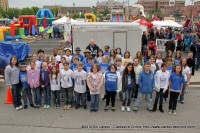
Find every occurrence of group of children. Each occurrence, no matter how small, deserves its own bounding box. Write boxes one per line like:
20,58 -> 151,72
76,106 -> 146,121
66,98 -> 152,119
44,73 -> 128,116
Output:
4,45 -> 193,115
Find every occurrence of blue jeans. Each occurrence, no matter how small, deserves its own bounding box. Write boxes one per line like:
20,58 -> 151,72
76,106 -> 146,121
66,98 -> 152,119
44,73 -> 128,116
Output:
32,88 -> 41,106
62,87 -> 73,105
75,91 -> 86,107
122,89 -> 132,106
43,85 -> 51,105
52,90 -> 60,105
134,92 -> 152,110
180,83 -> 186,102
11,84 -> 22,108
23,86 -> 33,105
90,94 -> 100,111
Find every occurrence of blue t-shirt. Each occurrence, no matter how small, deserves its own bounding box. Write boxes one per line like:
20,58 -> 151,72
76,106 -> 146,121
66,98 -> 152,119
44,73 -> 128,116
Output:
98,63 -> 109,74
69,63 -> 77,71
105,71 -> 118,91
83,63 -> 93,73
104,52 -> 110,57
72,54 -> 84,62
166,65 -> 173,74
169,73 -> 185,91
19,70 -> 29,88
174,58 -> 180,66
127,74 -> 132,89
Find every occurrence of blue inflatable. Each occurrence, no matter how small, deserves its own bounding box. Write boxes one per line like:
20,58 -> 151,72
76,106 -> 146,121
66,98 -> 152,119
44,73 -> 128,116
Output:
0,42 -> 30,68
36,9 -> 54,18
6,35 -> 21,41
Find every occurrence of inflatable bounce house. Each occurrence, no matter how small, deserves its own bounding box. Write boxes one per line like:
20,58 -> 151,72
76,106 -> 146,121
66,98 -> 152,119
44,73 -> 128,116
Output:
84,13 -> 96,22
0,21 -> 25,41
19,16 -> 37,35
36,9 -> 56,29
110,9 -> 125,22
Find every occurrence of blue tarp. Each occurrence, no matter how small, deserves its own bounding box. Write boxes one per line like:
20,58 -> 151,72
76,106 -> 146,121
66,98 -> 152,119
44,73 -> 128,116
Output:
0,42 -> 30,69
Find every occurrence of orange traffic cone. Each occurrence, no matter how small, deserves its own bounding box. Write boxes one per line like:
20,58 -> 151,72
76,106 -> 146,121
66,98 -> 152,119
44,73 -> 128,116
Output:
4,88 -> 13,104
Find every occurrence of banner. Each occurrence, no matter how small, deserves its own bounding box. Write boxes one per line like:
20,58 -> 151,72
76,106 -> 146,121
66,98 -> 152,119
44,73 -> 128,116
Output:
156,39 -> 177,51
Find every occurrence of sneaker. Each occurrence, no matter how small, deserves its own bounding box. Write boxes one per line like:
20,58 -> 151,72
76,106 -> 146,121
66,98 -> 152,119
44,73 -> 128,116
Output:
172,110 -> 176,115
24,105 -> 27,109
37,105 -> 40,109
15,107 -> 20,111
30,104 -> 34,108
163,98 -> 166,103
64,105 -> 68,110
54,105 -> 57,109
19,105 -> 23,110
104,106 -> 109,111
46,105 -> 50,109
121,106 -> 125,112
112,107 -> 116,111
83,105 -> 87,109
152,107 -> 157,112
168,110 -> 172,115
75,106 -> 79,109
180,100 -> 184,104
94,109 -> 98,112
57,105 -> 60,109
67,105 -> 71,110
126,106 -> 131,112
44,105 -> 47,109
133,107 -> 138,112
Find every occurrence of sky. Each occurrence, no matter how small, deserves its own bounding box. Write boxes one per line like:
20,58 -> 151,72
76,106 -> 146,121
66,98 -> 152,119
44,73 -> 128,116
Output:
8,0 -> 191,8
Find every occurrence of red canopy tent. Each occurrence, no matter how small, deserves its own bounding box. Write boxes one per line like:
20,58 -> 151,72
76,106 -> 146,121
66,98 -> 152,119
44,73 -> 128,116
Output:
137,18 -> 153,29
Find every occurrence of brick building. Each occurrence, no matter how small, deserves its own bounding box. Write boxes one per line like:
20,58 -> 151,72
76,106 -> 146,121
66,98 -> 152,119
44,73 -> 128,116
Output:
43,5 -> 92,16
96,0 -> 124,12
0,0 -> 9,11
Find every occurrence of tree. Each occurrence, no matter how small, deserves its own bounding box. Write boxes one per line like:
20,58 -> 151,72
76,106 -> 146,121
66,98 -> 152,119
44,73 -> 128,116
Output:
20,7 -> 34,15
31,6 -> 39,14
0,6 -> 6,18
100,8 -> 110,16
50,7 -> 58,17
6,8 -> 20,19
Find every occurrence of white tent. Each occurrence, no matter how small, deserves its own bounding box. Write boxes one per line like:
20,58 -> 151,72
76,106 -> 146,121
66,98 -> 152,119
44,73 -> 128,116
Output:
52,16 -> 70,25
151,20 -> 182,28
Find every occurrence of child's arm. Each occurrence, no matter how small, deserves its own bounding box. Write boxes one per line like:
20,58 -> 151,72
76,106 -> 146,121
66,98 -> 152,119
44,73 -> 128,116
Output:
168,81 -> 171,94
117,72 -> 122,93
86,74 -> 94,91
180,83 -> 184,96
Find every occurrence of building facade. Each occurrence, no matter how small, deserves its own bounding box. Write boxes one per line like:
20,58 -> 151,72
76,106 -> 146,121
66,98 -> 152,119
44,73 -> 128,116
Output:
137,0 -> 185,14
43,5 -> 92,16
96,0 -> 124,12
0,0 -> 9,11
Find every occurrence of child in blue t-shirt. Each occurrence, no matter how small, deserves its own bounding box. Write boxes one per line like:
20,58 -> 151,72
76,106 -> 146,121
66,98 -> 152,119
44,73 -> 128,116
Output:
83,56 -> 94,73
104,64 -> 121,111
19,63 -> 34,109
70,56 -> 79,71
168,64 -> 185,115
98,56 -> 109,74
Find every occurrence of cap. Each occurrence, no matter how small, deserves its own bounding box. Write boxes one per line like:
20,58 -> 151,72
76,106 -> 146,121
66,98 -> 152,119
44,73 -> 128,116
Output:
75,47 -> 81,51
64,48 -> 72,52
37,49 -> 44,54
20,62 -> 27,67
84,49 -> 91,53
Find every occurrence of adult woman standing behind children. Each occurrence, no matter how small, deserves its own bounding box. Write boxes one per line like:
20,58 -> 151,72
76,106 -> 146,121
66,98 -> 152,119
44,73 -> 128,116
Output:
87,64 -> 104,112
5,56 -> 22,110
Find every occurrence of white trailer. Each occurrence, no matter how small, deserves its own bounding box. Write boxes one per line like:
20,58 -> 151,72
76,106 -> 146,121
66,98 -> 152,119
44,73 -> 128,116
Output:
64,22 -> 142,57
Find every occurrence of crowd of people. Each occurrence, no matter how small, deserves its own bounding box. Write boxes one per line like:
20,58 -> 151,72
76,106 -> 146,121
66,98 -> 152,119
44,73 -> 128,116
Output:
4,35 -> 198,115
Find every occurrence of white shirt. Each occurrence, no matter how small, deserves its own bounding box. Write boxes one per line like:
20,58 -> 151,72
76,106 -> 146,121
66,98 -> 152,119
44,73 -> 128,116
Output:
134,65 -> 143,84
49,55 -> 61,63
74,70 -> 87,93
63,55 -> 72,64
156,58 -> 163,69
60,69 -> 74,88
50,74 -> 61,91
154,70 -> 170,92
90,73 -> 101,94
182,66 -> 191,82
150,63 -> 157,74
59,63 -> 64,71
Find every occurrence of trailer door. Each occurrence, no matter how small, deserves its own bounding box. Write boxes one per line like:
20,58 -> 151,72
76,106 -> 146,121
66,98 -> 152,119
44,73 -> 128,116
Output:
113,31 -> 127,53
